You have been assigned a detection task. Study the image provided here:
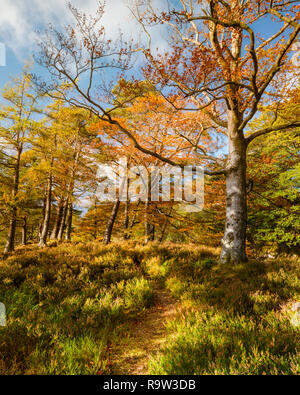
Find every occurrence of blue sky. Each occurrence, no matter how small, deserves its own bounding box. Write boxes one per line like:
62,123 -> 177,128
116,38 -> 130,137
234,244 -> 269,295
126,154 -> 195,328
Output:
0,0 -> 297,209
0,0 -> 295,88
0,0 -> 150,88
0,0 -> 297,99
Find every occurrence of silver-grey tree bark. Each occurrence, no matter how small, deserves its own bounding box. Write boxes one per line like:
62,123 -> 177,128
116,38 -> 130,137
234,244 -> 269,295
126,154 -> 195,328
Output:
36,0 -> 300,264
220,113 -> 247,263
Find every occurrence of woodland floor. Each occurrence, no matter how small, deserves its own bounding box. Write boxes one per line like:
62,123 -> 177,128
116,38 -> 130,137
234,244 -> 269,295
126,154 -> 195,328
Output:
109,281 -> 181,375
1,243 -> 298,375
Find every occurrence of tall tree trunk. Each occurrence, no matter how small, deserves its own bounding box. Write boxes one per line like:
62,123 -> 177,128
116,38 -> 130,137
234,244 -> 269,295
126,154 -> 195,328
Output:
65,202 -> 73,241
38,197 -> 46,242
123,200 -> 129,240
58,183 -> 75,242
150,224 -> 155,242
220,112 -> 247,264
50,200 -> 64,240
21,216 -> 27,246
128,199 -> 141,233
103,200 -> 120,244
93,199 -> 98,240
64,143 -> 79,241
159,208 -> 172,243
4,148 -> 21,254
39,173 -> 52,247
57,198 -> 68,241
4,212 -> 17,254
145,201 -> 155,243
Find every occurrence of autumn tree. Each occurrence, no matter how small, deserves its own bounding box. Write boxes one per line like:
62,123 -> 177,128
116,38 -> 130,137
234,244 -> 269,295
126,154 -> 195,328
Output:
36,1 -> 300,263
37,99 -> 99,245
247,91 -> 300,253
0,68 -> 40,253
91,86 -> 215,243
130,0 -> 300,263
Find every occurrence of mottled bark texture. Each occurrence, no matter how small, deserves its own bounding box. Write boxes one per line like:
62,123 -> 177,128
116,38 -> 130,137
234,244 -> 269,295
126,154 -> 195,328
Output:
220,111 -> 247,264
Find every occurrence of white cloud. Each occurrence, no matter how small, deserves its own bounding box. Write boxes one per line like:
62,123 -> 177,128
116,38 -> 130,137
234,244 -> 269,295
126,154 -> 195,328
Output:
0,0 -> 65,57
0,0 -> 169,60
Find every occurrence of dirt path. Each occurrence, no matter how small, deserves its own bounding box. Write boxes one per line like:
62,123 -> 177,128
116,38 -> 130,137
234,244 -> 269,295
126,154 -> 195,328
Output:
110,282 -> 181,375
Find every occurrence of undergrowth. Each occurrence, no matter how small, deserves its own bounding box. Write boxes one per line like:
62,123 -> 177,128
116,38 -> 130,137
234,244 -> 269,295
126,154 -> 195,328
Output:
147,253 -> 300,375
0,241 -> 298,375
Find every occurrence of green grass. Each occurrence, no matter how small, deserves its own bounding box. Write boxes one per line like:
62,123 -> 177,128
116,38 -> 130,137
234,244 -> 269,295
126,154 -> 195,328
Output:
0,242 -> 155,374
0,241 -> 299,375
148,255 -> 300,375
